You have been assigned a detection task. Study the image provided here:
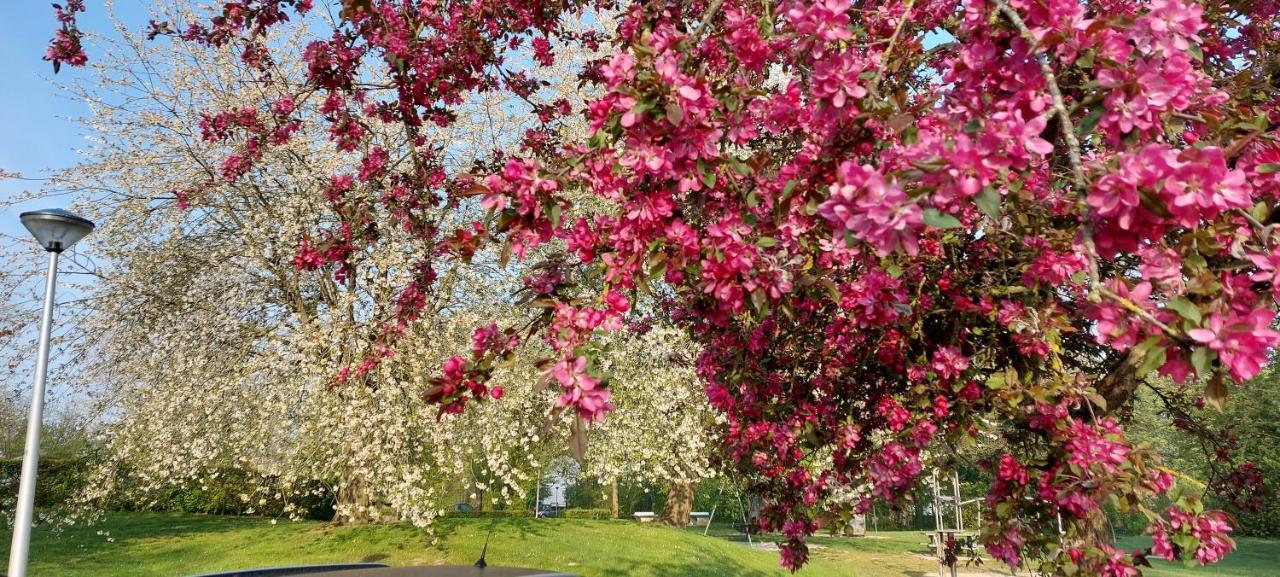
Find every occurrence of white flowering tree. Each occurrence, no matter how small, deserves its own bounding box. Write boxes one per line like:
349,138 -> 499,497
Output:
581,325 -> 720,524
1,2 -> 718,527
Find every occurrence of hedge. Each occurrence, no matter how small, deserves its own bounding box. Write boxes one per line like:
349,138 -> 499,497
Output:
562,508 -> 612,520
0,458 -> 90,508
446,509 -> 534,519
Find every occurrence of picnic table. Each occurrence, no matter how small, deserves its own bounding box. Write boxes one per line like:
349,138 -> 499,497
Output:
924,530 -> 979,555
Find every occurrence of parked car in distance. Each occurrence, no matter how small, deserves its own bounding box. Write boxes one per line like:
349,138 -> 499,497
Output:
534,504 -> 563,518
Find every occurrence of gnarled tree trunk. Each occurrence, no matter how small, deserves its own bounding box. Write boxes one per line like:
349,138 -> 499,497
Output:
661,481 -> 694,527
334,470 -> 374,524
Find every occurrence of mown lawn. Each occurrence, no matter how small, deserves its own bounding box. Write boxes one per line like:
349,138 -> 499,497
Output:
1,512 -> 1276,577
1116,536 -> 1280,577
0,512 -> 914,577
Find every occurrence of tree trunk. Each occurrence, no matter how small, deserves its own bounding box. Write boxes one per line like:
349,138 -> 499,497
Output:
661,481 -> 695,527
334,471 -> 374,524
610,478 -> 620,519
1075,508 -> 1115,549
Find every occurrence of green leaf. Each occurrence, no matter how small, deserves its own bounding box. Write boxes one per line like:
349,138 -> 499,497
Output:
755,236 -> 778,248
1136,344 -> 1167,377
1190,347 -> 1215,377
1076,50 -> 1095,69
1172,534 -> 1200,558
1205,376 -> 1229,411
781,179 -> 798,200
1257,163 -> 1280,174
1252,201 -> 1271,222
902,125 -> 919,146
549,203 -> 563,228
698,161 -> 716,189
1187,43 -> 1204,62
664,100 -> 684,126
1133,335 -> 1162,357
1077,106 -> 1105,138
922,208 -> 962,229
975,186 -> 1001,219
1165,297 -> 1201,324
746,191 -> 759,208
843,229 -> 856,248
1086,389 -> 1110,413
963,119 -> 982,134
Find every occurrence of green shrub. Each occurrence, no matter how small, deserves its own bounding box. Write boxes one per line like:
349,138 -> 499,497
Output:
562,508 -> 612,520
149,472 -> 334,521
0,458 -> 91,508
446,509 -> 533,519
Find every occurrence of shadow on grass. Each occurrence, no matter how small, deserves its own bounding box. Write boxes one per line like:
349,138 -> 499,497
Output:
12,511 -> 266,545
591,542 -> 778,577
428,516 -> 552,554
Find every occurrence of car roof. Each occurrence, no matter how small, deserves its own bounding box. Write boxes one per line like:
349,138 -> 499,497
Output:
311,568 -> 575,577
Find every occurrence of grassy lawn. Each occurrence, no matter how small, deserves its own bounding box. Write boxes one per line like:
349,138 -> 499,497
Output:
0,512 -> 1275,576
1116,536 -> 1280,577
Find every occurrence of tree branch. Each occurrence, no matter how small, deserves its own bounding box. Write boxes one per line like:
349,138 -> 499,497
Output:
995,2 -> 1100,289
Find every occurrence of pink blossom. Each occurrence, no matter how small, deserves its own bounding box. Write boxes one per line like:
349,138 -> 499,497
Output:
818,162 -> 923,257
1187,308 -> 1280,381
553,355 -> 613,423
1065,418 -> 1130,474
810,52 -> 868,109
930,346 -> 970,381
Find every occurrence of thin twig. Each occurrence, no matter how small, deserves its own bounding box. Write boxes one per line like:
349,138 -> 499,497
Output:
995,2 -> 1100,289
869,0 -> 916,99
691,0 -> 726,44
1096,284 -> 1178,338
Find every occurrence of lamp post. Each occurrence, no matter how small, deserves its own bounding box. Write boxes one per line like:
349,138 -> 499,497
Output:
9,209 -> 94,577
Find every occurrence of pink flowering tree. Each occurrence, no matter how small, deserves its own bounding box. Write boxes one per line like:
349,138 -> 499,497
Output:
50,0 -> 1280,573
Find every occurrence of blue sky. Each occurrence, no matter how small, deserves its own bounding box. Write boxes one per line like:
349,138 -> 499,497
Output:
2,3 -> 152,415
0,1 -> 150,237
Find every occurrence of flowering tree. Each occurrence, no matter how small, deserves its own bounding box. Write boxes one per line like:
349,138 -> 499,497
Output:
578,325 -> 721,524
50,0 -> 1280,573
16,2 -> 715,528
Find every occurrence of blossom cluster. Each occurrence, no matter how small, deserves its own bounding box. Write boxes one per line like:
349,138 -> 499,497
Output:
44,0 -> 87,71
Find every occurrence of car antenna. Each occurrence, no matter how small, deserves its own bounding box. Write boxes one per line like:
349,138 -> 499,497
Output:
474,522 -> 497,568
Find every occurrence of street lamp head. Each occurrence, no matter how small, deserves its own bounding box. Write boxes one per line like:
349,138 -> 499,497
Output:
20,208 -> 94,253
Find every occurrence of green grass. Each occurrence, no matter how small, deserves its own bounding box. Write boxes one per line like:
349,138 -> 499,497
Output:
1,512 -> 1275,577
1116,536 -> 1280,577
0,512 -> 916,577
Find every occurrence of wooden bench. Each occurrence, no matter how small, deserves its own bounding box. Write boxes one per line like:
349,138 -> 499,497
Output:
689,512 -> 711,526
632,511 -> 656,523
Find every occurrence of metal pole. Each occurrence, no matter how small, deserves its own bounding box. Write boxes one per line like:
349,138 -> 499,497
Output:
933,470 -> 944,577
534,468 -> 542,518
735,484 -> 753,546
704,485 -> 723,536
953,471 -> 963,532
8,251 -> 59,577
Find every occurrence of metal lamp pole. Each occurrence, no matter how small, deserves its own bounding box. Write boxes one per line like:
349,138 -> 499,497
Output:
9,209 -> 94,577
